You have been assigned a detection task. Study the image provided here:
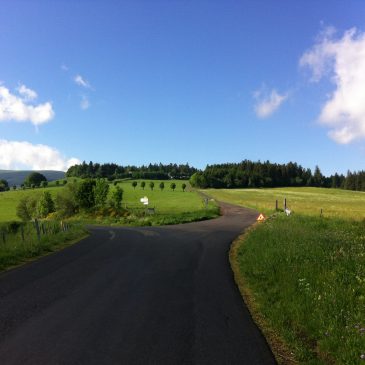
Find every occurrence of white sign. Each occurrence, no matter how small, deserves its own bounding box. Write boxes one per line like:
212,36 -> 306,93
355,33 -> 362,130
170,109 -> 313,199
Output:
140,196 -> 149,205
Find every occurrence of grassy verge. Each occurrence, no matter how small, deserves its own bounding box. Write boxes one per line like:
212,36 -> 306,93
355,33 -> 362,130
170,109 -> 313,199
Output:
232,214 -> 365,364
0,221 -> 87,272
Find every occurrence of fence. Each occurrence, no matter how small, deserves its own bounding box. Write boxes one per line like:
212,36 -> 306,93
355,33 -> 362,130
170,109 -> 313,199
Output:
0,219 -> 71,245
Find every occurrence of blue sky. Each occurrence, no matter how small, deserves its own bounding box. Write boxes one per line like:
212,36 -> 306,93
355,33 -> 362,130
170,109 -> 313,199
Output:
1,0 -> 365,175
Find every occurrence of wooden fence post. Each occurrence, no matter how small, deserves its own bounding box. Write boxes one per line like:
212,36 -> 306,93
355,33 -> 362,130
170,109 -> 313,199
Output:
34,219 -> 41,242
2,231 -> 6,244
284,198 -> 287,210
275,199 -> 278,211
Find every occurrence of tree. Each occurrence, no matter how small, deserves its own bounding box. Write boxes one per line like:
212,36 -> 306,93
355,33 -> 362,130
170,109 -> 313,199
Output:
149,181 -> 155,191
141,181 -> 146,190
182,183 -> 187,192
170,182 -> 176,191
63,180 -> 67,185
94,178 -> 110,207
159,182 -> 165,191
56,180 -> 60,186
24,172 -> 47,187
41,181 -> 48,188
12,185 -> 16,190
111,186 -> 124,210
132,181 -> 137,190
37,191 -> 55,218
16,196 -> 37,221
0,179 -> 9,192
189,172 -> 208,188
76,179 -> 96,209
313,165 -> 324,187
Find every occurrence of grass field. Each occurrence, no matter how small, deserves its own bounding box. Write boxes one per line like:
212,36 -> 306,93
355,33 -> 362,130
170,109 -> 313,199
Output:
205,187 -> 365,220
206,187 -> 365,364
0,187 -> 62,222
0,179 -> 218,224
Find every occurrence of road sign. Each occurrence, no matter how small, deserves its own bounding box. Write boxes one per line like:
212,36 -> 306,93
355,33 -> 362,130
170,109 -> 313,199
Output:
140,196 -> 149,205
257,213 -> 266,222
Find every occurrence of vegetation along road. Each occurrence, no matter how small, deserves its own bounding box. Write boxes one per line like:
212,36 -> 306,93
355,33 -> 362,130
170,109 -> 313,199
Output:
0,202 -> 276,365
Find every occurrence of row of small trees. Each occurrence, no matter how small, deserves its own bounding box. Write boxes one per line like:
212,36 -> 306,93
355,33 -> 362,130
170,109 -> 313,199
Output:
131,181 -> 187,191
16,179 -> 124,221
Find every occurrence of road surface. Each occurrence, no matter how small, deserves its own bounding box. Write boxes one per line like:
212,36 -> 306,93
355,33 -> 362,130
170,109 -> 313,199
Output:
0,202 -> 276,364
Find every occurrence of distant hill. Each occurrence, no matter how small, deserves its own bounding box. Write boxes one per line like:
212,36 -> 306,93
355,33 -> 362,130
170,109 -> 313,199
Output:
0,170 -> 65,186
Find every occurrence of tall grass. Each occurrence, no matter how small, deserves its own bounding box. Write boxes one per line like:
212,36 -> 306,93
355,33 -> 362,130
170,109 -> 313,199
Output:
0,221 -> 87,271
236,214 -> 365,364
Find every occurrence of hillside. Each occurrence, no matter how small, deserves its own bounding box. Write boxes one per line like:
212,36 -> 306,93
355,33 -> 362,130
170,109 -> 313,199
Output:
0,170 -> 65,187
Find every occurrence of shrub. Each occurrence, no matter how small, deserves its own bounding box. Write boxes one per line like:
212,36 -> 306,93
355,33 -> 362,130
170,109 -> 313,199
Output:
16,196 -> 37,221
94,178 -> 109,207
76,179 -> 96,209
55,183 -> 79,218
37,191 -> 55,218
111,186 -> 124,210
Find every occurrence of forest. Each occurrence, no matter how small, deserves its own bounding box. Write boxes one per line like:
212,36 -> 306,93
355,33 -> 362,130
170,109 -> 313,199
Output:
66,162 -> 197,180
189,160 -> 365,191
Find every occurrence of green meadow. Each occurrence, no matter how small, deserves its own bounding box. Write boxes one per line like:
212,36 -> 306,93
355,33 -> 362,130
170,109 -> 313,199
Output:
205,186 -> 365,220
0,179 -> 218,224
0,186 -> 62,222
205,187 -> 365,364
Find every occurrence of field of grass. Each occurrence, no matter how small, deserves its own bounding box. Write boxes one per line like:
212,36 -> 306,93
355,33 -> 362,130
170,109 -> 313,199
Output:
0,187 -> 62,222
205,187 -> 365,220
0,179 -> 218,224
206,187 -> 365,364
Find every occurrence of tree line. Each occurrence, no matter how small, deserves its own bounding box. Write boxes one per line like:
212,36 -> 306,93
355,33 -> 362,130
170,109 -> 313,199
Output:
189,160 -> 365,192
66,162 -> 197,180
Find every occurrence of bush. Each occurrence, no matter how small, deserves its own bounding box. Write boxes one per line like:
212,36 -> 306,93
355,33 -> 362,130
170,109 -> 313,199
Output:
110,186 -> 123,210
94,178 -> 109,207
76,179 -> 96,209
16,196 -> 38,221
55,187 -> 78,218
37,191 -> 55,218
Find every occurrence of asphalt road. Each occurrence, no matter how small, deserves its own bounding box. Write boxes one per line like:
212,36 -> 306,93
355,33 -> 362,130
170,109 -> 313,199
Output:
0,203 -> 276,365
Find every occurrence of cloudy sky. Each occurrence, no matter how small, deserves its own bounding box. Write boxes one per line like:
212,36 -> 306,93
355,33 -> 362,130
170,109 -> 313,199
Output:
1,0 -> 365,175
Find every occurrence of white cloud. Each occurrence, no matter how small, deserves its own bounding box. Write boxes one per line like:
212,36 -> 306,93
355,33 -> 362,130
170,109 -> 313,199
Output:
0,85 -> 54,126
61,64 -> 69,71
300,27 -> 365,144
74,74 -> 91,88
17,84 -> 37,101
0,140 -> 80,171
80,95 -> 90,110
254,88 -> 288,118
